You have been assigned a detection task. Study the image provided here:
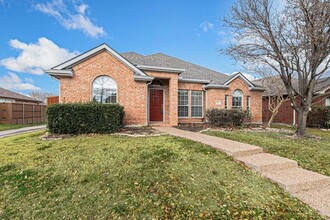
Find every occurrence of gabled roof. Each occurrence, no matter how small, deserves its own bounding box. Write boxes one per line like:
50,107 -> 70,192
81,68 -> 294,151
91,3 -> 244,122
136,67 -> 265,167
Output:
121,52 -> 230,85
46,43 -> 261,90
46,44 -> 147,77
0,87 -> 40,103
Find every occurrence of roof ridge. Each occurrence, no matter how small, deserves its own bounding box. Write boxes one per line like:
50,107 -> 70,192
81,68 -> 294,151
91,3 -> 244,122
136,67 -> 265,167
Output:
146,52 -> 227,76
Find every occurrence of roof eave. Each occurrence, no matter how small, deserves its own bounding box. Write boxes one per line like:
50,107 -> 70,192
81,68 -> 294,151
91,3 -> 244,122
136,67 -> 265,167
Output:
50,43 -> 147,76
137,65 -> 185,74
249,87 -> 265,92
133,75 -> 155,82
45,69 -> 73,78
203,84 -> 230,89
178,77 -> 211,84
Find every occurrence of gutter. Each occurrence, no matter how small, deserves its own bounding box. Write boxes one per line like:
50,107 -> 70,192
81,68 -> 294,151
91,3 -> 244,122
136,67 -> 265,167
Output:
203,84 -> 229,90
136,65 -> 185,74
179,77 -> 211,84
134,75 -> 154,82
45,69 -> 73,77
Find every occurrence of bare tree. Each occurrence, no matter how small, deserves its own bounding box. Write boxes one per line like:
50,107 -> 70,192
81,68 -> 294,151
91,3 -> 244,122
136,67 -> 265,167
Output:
224,0 -> 330,136
256,76 -> 290,127
29,91 -> 55,103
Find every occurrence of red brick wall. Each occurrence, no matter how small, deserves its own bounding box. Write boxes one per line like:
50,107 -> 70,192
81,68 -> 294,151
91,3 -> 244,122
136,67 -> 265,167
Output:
262,93 -> 330,125
145,71 -> 179,126
58,51 -> 263,126
262,98 -> 296,125
207,78 -> 263,123
59,51 -> 147,126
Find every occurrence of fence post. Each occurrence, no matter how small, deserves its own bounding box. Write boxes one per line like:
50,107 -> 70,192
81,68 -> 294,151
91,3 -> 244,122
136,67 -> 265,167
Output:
22,103 -> 25,124
32,104 -> 34,123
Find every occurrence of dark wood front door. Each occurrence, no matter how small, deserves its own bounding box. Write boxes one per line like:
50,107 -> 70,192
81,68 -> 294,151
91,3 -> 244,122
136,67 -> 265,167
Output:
149,89 -> 163,121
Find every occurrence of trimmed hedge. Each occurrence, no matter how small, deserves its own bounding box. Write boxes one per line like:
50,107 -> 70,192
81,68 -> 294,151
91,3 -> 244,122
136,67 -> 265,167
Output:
206,108 -> 251,127
46,103 -> 124,134
307,106 -> 330,128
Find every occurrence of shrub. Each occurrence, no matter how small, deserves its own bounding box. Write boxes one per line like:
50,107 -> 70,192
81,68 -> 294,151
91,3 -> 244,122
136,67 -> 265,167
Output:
206,108 -> 251,127
46,103 -> 124,134
307,106 -> 330,128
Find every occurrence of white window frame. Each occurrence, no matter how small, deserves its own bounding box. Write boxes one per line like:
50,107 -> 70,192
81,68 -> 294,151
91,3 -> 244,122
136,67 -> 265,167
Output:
191,90 -> 203,118
326,97 -> 330,106
92,75 -> 117,104
178,90 -> 189,118
247,96 -> 251,111
232,90 -> 243,109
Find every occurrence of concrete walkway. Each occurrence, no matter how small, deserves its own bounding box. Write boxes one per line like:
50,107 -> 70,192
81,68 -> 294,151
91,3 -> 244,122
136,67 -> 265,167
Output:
0,125 -> 47,138
155,127 -> 330,218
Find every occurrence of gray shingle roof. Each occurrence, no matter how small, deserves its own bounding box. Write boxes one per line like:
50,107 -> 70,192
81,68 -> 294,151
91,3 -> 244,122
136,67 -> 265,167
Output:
121,52 -> 230,85
253,76 -> 330,96
0,87 -> 40,103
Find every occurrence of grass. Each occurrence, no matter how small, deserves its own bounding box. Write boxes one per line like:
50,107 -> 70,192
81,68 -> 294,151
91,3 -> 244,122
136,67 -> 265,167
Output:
0,123 -> 45,132
0,132 -> 323,219
204,126 -> 330,176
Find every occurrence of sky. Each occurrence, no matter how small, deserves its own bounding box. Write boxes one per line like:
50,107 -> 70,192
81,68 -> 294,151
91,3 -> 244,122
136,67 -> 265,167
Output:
0,0 -> 245,95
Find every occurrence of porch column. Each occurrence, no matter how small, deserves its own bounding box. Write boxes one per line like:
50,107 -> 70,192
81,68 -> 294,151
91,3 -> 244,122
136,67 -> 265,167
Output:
169,76 -> 178,126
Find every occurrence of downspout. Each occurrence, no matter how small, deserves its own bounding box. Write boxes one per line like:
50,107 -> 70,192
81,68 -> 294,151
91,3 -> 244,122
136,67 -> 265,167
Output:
292,108 -> 296,126
202,85 -> 208,121
146,81 -> 152,126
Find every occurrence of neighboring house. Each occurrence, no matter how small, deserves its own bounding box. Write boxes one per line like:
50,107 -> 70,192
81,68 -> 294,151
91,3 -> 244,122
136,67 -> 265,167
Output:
0,87 -> 41,104
46,43 -> 264,126
253,76 -> 330,125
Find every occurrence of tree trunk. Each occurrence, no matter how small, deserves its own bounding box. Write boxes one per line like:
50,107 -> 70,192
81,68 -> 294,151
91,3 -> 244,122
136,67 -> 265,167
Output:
295,108 -> 309,136
267,110 -> 278,127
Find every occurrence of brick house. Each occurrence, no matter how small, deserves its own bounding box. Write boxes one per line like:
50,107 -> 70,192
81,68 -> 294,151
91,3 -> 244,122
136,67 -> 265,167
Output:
46,44 -> 264,126
254,76 -> 330,125
0,87 -> 41,104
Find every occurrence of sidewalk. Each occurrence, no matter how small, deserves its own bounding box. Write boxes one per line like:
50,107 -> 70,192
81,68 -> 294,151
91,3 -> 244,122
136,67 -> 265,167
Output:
0,125 -> 47,138
155,127 -> 330,218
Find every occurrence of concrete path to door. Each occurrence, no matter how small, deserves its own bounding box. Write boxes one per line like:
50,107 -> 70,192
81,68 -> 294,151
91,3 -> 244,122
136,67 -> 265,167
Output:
155,126 -> 330,218
0,125 -> 47,138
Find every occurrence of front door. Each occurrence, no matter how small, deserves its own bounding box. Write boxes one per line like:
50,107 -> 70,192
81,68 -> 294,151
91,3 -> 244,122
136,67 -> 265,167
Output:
149,89 -> 163,121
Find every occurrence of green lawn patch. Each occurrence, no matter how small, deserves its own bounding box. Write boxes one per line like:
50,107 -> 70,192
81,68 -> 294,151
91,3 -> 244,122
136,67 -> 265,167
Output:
0,123 -> 45,132
0,132 -> 323,219
204,127 -> 330,176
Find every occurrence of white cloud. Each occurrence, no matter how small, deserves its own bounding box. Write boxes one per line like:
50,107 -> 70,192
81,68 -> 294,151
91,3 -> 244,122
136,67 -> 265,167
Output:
200,21 -> 214,32
0,37 -> 79,75
35,0 -> 106,38
0,72 -> 41,91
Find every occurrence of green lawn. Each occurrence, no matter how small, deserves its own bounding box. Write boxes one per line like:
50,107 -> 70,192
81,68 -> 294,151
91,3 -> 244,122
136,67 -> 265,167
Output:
0,132 -> 322,219
204,127 -> 330,176
0,123 -> 45,132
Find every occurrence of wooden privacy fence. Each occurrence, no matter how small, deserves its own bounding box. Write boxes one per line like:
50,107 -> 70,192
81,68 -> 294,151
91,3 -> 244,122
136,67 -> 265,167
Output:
0,102 -> 47,124
47,96 -> 59,105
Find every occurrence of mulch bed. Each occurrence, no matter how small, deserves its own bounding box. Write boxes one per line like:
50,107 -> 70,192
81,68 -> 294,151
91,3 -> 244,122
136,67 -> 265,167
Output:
40,127 -> 164,140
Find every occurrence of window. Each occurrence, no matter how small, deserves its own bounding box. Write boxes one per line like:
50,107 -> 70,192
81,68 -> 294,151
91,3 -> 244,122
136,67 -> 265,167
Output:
191,91 -> 203,117
225,95 -> 229,109
232,90 -> 243,109
92,76 -> 117,103
326,97 -> 330,106
247,96 -> 251,111
178,90 -> 189,117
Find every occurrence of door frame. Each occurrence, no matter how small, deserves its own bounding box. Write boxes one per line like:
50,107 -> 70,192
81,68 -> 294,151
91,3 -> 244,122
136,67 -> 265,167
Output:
148,87 -> 165,122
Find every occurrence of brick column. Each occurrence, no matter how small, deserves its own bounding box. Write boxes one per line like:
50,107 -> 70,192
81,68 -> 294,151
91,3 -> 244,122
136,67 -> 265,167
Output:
169,76 -> 178,126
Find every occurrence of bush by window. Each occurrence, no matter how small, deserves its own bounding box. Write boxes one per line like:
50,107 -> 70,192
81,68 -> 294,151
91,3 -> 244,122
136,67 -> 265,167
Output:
307,106 -> 330,128
206,108 -> 250,127
92,76 -> 117,103
47,103 -> 124,134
